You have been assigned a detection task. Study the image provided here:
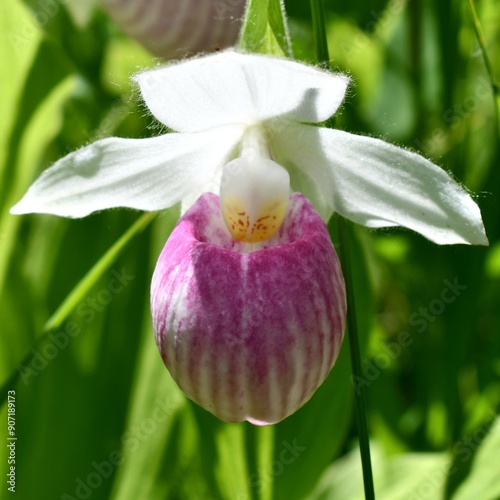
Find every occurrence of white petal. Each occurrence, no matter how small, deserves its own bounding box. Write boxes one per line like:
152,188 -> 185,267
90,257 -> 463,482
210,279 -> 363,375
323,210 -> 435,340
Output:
134,50 -> 349,133
11,126 -> 244,217
272,124 -> 488,245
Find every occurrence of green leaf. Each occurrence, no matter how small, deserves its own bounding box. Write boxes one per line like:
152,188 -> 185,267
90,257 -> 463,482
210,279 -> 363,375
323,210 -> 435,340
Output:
0,0 -> 41,187
0,211 -> 154,407
108,321 -> 197,500
272,345 -> 353,500
44,212 -> 156,332
0,33 -> 76,402
255,425 -> 275,500
63,0 -> 97,28
215,424 -> 252,500
467,0 -> 500,132
239,0 -> 292,57
453,415 -> 500,500
310,443 -> 450,500
0,39 -> 74,306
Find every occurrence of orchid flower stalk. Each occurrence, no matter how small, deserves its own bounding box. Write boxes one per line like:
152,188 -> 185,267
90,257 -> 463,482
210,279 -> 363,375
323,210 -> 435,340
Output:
11,50 -> 488,424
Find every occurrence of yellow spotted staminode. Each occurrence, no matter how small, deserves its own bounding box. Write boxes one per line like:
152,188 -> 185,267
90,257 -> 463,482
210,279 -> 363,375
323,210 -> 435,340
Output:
220,126 -> 290,243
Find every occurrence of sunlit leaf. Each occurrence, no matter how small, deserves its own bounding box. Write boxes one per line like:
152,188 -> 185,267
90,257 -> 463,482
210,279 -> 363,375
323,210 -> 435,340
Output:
310,442 -> 450,500
44,212 -> 155,332
453,416 -> 500,500
239,0 -> 292,57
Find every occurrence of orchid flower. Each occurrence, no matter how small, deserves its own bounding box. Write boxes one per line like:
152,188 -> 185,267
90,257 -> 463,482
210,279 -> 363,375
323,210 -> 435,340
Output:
100,0 -> 244,59
11,50 -> 488,424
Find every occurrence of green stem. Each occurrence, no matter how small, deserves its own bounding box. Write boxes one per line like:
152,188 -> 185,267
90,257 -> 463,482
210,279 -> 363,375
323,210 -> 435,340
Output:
337,219 -> 375,500
467,0 -> 500,132
310,1 -> 375,498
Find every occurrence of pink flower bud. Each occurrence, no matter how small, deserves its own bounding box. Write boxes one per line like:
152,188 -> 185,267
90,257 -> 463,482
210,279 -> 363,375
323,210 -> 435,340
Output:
100,0 -> 244,59
151,193 -> 346,424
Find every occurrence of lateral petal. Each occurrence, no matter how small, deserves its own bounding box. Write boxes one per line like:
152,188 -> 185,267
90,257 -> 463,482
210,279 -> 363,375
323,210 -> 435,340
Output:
272,124 -> 488,245
11,126 -> 243,217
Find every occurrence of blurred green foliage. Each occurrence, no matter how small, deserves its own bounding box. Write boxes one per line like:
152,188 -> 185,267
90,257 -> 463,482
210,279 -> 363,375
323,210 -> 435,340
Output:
0,0 -> 499,499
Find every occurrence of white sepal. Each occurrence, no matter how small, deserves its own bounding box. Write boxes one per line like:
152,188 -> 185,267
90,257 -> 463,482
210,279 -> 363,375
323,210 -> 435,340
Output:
272,123 -> 488,245
11,126 -> 244,217
134,50 -> 349,133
